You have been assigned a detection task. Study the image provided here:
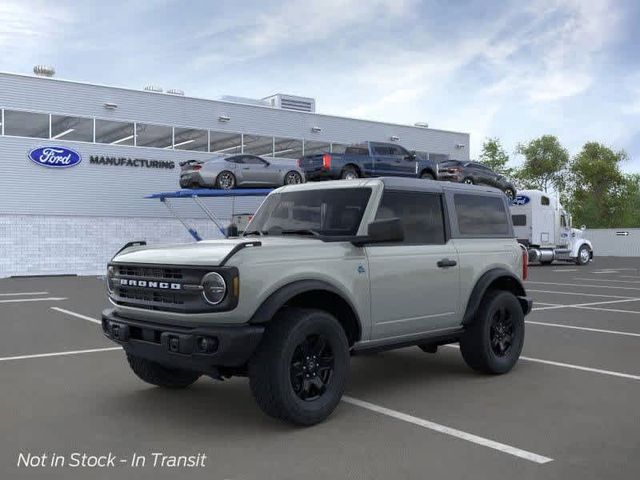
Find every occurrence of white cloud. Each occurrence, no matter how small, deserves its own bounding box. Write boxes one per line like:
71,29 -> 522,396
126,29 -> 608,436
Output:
0,1 -> 71,55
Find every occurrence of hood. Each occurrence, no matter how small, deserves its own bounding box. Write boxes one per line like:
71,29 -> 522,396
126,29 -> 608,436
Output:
112,236 -> 322,266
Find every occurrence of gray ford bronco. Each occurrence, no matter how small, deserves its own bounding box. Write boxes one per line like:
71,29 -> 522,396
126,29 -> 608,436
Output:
102,177 -> 532,425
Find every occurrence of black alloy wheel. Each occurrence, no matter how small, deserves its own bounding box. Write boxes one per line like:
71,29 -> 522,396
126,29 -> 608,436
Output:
463,177 -> 474,185
290,334 -> 334,401
489,307 -> 514,357
505,188 -> 516,201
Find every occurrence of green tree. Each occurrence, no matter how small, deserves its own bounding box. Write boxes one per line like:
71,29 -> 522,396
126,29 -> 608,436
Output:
479,137 -> 512,176
567,142 -> 638,228
515,135 -> 569,192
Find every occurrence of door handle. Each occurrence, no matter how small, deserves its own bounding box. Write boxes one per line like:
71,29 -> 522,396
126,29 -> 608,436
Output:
437,258 -> 457,268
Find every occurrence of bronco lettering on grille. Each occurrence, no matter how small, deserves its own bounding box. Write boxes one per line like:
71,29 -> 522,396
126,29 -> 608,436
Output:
119,279 -> 181,290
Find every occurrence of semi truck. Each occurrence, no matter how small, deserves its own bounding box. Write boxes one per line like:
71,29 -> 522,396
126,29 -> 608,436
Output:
510,190 -> 593,266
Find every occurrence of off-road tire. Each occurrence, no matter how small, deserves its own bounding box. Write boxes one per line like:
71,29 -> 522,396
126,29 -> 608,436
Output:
341,166 -> 360,180
576,245 -> 591,266
420,171 -> 435,180
460,290 -> 525,374
463,177 -> 474,185
126,354 -> 201,388
248,308 -> 350,426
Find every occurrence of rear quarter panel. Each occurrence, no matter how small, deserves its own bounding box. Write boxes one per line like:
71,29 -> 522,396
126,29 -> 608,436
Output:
451,238 -> 523,310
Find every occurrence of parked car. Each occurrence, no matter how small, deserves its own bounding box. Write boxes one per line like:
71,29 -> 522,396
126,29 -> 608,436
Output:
103,177 -> 531,425
298,141 -> 438,182
438,160 -> 516,200
179,154 -> 305,189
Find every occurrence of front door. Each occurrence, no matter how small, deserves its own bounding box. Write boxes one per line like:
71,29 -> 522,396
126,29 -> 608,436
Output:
366,189 -> 461,340
239,155 -> 271,185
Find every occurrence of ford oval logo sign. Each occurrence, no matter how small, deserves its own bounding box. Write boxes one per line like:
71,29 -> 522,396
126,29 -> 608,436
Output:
28,146 -> 82,168
512,195 -> 530,206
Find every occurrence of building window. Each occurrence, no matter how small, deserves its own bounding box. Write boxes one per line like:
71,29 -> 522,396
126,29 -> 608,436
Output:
173,127 -> 208,151
210,131 -> 242,154
243,134 -> 274,156
330,143 -> 348,154
4,110 -> 49,138
95,119 -> 134,145
304,140 -> 330,156
273,137 -> 303,159
51,115 -> 93,142
135,123 -> 173,149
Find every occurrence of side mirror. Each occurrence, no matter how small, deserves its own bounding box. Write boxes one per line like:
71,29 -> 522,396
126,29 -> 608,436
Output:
581,225 -> 586,231
263,160 -> 270,166
352,218 -> 404,246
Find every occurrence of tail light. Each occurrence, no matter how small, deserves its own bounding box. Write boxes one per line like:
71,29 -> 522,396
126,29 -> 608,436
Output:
520,245 -> 529,281
322,153 -> 331,170
296,158 -> 301,167
192,165 -> 202,171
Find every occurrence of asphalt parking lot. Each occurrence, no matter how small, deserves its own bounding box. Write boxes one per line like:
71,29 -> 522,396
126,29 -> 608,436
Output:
1,257 -> 639,479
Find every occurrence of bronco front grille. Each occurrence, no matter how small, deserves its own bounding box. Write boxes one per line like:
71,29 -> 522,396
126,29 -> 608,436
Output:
108,263 -> 239,314
115,265 -> 183,280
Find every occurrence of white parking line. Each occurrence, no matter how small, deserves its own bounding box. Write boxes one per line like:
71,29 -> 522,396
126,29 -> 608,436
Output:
526,321 -> 640,338
528,289 -> 634,299
51,307 -> 101,325
342,396 -> 553,464
0,347 -> 122,363
0,297 -> 67,304
444,344 -> 640,381
0,291 -> 49,297
532,297 -> 640,311
574,306 -> 640,315
527,281 -> 640,292
552,269 -> 577,272
572,277 -> 640,285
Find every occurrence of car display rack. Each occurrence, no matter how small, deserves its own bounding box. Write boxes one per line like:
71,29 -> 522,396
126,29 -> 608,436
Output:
146,188 -> 272,241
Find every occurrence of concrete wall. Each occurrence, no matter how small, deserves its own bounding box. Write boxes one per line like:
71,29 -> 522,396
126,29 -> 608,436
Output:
585,228 -> 640,257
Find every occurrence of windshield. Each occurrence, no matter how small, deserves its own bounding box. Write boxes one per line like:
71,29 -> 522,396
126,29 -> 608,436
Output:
245,188 -> 372,237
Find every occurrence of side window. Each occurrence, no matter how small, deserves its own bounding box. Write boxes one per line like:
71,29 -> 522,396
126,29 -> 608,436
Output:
512,215 -> 527,226
388,145 -> 408,156
454,194 -> 510,236
541,196 -> 550,206
226,156 -> 243,164
560,215 -> 567,227
375,191 -> 446,245
243,156 -> 265,165
372,145 -> 390,155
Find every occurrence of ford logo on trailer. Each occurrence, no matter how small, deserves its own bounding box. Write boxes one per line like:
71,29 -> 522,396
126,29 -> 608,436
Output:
28,146 -> 82,168
512,195 -> 530,206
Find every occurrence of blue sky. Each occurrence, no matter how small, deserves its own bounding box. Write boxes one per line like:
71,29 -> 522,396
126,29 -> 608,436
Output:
2,0 -> 640,171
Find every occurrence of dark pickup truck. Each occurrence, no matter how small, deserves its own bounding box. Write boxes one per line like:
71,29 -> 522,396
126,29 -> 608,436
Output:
298,141 -> 439,181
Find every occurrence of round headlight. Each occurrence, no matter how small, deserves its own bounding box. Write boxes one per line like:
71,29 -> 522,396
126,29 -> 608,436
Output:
202,272 -> 227,305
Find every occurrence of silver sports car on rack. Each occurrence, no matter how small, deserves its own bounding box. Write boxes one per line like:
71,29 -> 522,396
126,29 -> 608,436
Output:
179,154 -> 305,189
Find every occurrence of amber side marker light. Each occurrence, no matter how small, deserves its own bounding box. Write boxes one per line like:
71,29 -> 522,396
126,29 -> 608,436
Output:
233,276 -> 240,297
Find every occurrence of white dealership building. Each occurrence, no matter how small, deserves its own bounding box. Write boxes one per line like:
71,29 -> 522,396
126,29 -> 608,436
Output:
0,69 -> 470,277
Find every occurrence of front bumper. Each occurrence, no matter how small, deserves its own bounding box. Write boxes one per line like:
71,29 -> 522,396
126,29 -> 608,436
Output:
102,309 -> 264,372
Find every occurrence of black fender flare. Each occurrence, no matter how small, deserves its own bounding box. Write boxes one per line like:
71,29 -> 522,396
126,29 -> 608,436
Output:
249,280 -> 362,337
462,268 -> 529,325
